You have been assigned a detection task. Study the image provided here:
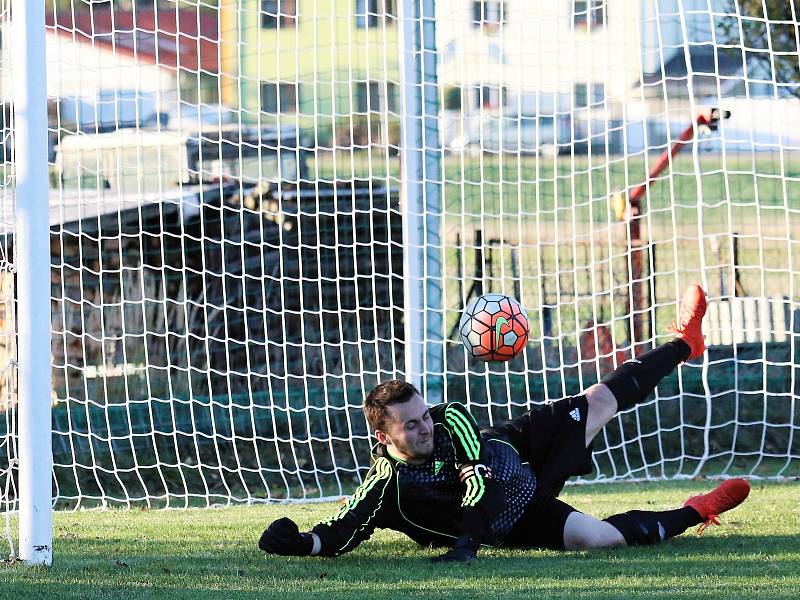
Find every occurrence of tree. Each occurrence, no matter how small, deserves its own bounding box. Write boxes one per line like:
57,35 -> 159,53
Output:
719,0 -> 800,99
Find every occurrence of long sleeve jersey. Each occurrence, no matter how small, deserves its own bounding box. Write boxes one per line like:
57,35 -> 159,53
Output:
310,402 -> 537,557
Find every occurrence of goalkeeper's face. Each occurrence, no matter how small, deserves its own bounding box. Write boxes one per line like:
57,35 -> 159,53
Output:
378,393 -> 435,464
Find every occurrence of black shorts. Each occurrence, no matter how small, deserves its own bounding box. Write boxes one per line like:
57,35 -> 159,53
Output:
483,394 -> 594,550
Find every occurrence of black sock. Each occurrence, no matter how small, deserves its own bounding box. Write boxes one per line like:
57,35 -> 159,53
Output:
600,340 -> 690,411
604,507 -> 702,546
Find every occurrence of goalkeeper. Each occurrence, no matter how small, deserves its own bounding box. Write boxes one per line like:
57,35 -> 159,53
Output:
258,284 -> 750,562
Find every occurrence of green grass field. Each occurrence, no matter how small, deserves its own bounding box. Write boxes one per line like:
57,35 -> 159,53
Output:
317,150 -> 800,343
2,480 -> 798,599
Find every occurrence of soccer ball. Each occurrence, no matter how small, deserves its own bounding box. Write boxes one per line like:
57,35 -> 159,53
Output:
458,293 -> 529,361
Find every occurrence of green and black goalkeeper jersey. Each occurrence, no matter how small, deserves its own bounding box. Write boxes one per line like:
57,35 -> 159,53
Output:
310,402 -> 537,557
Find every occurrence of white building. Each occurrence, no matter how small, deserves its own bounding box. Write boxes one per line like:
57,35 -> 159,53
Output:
0,21 -> 176,128
436,0 -> 648,117
437,0 -> 794,153
436,0 -> 660,153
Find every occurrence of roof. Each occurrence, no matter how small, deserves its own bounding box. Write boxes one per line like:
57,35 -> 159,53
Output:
56,125 -> 303,153
58,129 -> 185,150
641,45 -> 744,86
0,185 -> 210,237
46,6 -> 219,73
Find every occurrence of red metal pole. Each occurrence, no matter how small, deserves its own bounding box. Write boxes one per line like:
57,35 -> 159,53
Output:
626,109 -> 720,355
629,113 -> 712,205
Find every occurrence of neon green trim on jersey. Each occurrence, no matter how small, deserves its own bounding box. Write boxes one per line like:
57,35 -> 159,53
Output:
444,405 -> 480,458
461,471 -> 485,507
462,476 -> 476,506
329,457 -> 392,522
394,467 -> 498,549
444,406 -> 480,460
447,404 -> 480,450
385,447 -> 408,465
446,414 -> 478,460
485,437 -> 520,455
337,469 -> 393,554
463,476 -> 477,506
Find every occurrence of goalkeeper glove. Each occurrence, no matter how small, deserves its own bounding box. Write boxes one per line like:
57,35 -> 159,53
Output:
431,534 -> 479,563
258,517 -> 314,556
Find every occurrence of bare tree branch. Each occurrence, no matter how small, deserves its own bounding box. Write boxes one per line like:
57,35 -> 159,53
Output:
719,0 -> 800,99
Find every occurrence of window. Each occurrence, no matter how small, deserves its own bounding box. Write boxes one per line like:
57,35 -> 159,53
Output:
354,81 -> 398,113
261,0 -> 297,29
355,0 -> 397,28
443,87 -> 462,111
261,82 -> 299,113
574,82 -> 604,108
591,82 -> 605,105
473,85 -> 507,109
471,1 -> 507,30
572,0 -> 605,30
574,83 -> 588,108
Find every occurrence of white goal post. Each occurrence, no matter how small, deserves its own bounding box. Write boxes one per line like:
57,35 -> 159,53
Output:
8,0 -> 53,566
1,0 -> 799,564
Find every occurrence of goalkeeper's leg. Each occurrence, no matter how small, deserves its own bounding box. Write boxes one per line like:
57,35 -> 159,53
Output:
582,284 -> 707,446
563,478 -> 750,550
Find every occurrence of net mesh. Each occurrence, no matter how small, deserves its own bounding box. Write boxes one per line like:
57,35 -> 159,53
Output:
0,0 -> 797,531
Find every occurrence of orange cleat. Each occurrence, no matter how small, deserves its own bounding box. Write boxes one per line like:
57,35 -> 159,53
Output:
684,478 -> 751,534
668,284 -> 708,360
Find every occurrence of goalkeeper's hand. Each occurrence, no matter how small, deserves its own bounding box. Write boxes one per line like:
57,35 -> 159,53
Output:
431,534 -> 479,563
258,517 -> 314,556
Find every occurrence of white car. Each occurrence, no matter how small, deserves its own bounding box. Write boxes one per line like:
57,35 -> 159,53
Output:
163,103 -> 236,131
448,114 -> 559,156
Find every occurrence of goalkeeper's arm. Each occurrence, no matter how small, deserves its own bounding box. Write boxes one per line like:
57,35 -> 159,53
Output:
435,403 -> 508,562
258,457 -> 394,558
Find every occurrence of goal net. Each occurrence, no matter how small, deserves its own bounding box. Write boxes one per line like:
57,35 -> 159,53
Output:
1,0 -> 798,536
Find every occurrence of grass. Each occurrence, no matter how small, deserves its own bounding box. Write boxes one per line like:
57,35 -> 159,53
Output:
1,480 -> 798,599
316,150 -> 800,340
314,151 -> 800,219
